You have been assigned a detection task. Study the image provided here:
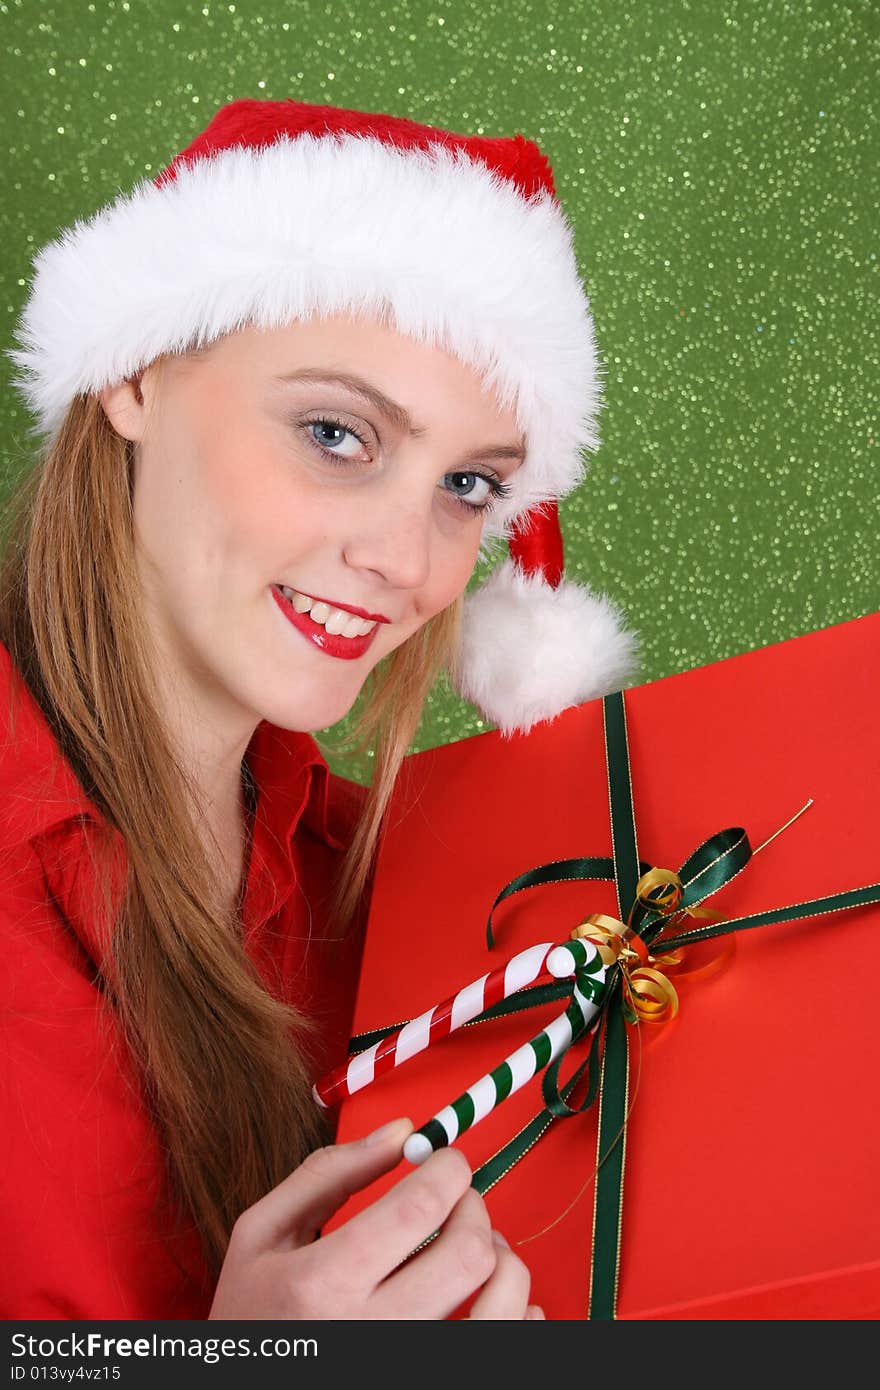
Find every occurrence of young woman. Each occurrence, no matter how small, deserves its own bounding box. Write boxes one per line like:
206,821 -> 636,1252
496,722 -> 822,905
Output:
0,99 -> 635,1319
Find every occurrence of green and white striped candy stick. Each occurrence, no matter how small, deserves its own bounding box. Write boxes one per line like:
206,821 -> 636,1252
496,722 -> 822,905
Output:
403,936 -> 608,1165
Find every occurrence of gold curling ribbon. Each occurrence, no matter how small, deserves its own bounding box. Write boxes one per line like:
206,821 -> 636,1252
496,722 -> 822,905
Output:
630,866 -> 722,932
570,914 -> 679,1025
629,867 -> 683,919
569,867 -> 720,1026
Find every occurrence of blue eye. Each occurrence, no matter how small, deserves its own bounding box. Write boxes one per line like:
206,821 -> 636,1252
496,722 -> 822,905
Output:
445,472 -> 491,504
305,419 -> 368,459
443,471 -> 512,516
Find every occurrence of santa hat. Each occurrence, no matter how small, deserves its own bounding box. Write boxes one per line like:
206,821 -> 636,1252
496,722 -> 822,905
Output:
7,97 -> 637,734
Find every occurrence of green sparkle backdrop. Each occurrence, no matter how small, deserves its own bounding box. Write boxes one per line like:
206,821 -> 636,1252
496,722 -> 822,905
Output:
1,0 -> 877,783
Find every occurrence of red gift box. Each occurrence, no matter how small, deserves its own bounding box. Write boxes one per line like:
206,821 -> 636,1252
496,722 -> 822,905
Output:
326,614 -> 880,1319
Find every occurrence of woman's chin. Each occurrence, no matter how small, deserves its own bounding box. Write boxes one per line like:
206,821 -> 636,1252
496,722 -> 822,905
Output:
257,680 -> 365,736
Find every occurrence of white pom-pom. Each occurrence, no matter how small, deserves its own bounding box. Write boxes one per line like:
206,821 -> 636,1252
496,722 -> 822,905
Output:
451,559 -> 639,737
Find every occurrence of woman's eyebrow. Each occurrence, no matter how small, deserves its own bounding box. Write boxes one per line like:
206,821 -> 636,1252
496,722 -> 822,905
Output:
471,443 -> 527,466
275,367 -> 425,435
274,367 -> 526,463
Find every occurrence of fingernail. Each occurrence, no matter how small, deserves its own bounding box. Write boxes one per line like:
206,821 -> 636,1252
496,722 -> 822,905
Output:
491,1230 -> 510,1249
362,1117 -> 413,1148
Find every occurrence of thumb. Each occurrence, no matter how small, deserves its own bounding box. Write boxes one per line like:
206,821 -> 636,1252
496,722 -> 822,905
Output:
236,1118 -> 414,1252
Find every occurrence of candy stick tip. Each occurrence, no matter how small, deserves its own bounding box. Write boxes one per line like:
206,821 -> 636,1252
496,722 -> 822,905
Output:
546,945 -> 574,977
403,1132 -> 434,1166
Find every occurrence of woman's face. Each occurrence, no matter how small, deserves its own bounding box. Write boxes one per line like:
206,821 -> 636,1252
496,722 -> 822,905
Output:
102,314 -> 524,739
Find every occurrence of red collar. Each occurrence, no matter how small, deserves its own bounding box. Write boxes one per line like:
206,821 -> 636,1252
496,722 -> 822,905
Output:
0,641 -> 352,961
0,641 -> 341,850
0,644 -> 96,846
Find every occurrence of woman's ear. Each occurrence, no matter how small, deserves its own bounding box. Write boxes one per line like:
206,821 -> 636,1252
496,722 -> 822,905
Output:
98,372 -> 148,443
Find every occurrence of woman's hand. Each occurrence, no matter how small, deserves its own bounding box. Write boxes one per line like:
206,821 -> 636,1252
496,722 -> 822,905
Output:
208,1117 -> 544,1320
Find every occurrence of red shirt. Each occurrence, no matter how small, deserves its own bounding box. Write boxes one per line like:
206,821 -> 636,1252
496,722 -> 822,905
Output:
0,641 -> 367,1319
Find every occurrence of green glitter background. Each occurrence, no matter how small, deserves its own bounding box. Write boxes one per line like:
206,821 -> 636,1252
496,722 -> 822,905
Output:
1,0 -> 877,783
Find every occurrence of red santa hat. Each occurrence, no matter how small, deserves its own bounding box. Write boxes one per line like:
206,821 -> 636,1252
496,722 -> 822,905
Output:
7,97 -> 637,734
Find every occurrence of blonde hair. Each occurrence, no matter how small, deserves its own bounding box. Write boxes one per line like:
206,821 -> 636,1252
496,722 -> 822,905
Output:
0,379 -> 462,1278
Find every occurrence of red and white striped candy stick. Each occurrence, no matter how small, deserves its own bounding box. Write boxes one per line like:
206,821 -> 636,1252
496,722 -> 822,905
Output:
313,942 -> 558,1109
313,937 -> 608,1162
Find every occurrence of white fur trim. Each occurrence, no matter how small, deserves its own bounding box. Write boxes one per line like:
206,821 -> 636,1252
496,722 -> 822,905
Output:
451,559 -> 639,736
8,134 -> 601,541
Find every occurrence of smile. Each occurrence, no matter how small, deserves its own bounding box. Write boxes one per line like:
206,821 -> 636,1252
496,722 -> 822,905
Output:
271,585 -> 384,661
278,585 -> 379,636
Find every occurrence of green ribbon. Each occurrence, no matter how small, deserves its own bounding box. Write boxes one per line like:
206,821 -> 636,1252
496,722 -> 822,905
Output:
350,689 -> 880,1320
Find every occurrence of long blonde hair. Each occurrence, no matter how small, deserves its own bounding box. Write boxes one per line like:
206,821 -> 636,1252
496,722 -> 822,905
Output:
0,378 -> 462,1277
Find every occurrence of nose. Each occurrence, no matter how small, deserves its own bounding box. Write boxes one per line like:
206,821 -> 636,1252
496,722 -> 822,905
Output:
342,489 -> 433,592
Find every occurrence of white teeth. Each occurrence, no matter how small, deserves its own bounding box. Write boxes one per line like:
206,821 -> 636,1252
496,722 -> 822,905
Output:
279,585 -> 312,613
277,587 -> 378,638
324,608 -> 351,636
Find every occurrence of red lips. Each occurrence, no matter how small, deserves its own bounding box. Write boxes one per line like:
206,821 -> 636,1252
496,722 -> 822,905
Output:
279,587 -> 390,624
271,586 -> 383,661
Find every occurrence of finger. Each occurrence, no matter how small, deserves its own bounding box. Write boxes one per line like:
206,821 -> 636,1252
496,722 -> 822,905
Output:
234,1117 -> 414,1251
525,1305 -> 546,1320
467,1233 -> 531,1320
317,1146 -> 475,1297
368,1185 -> 496,1319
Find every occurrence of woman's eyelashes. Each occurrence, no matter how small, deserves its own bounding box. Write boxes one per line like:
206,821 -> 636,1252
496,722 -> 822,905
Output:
296,413 -> 513,515
443,470 -> 512,514
304,416 -> 371,461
